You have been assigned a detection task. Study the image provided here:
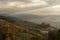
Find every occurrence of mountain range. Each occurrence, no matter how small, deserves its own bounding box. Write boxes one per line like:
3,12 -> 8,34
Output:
9,14 -> 60,28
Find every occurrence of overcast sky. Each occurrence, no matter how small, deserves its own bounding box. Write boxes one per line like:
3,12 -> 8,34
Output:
0,0 -> 60,16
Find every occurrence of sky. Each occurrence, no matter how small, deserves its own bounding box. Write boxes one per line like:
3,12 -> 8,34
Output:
0,0 -> 60,16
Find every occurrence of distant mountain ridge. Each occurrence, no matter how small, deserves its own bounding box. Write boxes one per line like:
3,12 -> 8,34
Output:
12,14 -> 60,28
0,15 -> 56,30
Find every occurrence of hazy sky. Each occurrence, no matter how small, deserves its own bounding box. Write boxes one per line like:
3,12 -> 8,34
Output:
0,0 -> 60,16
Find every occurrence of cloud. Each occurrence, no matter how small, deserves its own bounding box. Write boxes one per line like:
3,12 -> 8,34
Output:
49,5 -> 60,8
0,1 -> 25,8
0,0 -> 60,16
0,0 -> 48,8
1,4 -> 60,16
48,0 -> 60,5
15,5 -> 60,15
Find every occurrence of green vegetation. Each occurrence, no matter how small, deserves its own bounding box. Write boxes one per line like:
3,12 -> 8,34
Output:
48,29 -> 60,40
0,16 -> 56,40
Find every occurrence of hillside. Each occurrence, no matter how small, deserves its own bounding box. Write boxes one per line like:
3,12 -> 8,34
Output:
0,18 -> 41,40
0,15 -> 56,40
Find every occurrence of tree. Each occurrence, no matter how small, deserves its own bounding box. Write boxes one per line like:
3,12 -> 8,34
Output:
48,31 -> 57,40
57,29 -> 60,40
